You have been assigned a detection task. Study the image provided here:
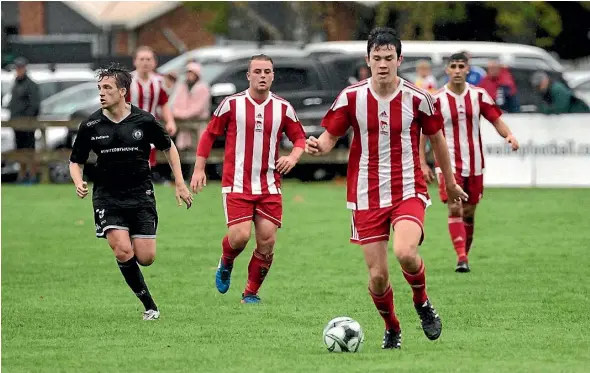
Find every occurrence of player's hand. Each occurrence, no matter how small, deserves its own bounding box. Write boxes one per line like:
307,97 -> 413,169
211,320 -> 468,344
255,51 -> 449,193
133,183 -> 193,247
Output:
75,181 -> 88,199
175,182 -> 193,209
190,169 -> 207,194
276,155 -> 297,175
165,121 -> 178,137
506,134 -> 519,151
421,163 -> 435,184
446,183 -> 468,203
305,136 -> 321,156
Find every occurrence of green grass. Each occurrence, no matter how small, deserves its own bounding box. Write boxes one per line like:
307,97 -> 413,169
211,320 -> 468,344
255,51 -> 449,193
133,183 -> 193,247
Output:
2,182 -> 590,373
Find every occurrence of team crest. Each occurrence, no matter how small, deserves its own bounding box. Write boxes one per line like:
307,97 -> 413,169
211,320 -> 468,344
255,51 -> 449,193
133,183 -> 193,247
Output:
132,129 -> 143,140
380,120 -> 389,135
255,120 -> 263,133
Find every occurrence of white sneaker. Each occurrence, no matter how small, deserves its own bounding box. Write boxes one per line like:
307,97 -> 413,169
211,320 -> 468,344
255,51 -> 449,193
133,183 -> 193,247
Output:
143,309 -> 160,320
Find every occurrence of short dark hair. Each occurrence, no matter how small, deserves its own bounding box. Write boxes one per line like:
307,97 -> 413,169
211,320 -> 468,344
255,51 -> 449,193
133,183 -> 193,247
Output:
448,52 -> 469,64
367,27 -> 402,58
96,63 -> 132,94
248,54 -> 273,70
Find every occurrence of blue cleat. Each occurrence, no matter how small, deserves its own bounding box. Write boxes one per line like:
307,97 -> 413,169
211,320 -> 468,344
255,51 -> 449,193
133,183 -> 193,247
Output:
241,293 -> 261,304
215,258 -> 233,294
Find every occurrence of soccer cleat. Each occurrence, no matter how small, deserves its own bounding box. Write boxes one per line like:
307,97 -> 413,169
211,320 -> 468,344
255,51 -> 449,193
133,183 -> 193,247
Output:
241,293 -> 261,304
381,329 -> 402,349
455,261 -> 471,273
215,258 -> 233,294
415,299 -> 442,340
143,309 -> 160,320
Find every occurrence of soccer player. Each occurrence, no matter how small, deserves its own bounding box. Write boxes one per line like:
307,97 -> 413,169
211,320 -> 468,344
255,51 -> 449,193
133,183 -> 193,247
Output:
305,27 -> 468,350
126,46 -> 177,169
69,63 -> 193,320
190,54 -> 307,304
420,52 -> 519,273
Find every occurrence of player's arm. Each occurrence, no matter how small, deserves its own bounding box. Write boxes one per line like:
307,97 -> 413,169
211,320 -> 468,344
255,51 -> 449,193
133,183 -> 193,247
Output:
419,132 -> 435,183
158,88 -> 177,136
306,93 -> 350,156
420,96 -> 468,202
69,121 -> 92,199
481,91 -> 519,151
191,99 -> 230,193
277,105 -> 306,174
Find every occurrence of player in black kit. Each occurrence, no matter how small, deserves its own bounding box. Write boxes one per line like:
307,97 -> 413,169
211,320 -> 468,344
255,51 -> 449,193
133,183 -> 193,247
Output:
69,63 -> 193,320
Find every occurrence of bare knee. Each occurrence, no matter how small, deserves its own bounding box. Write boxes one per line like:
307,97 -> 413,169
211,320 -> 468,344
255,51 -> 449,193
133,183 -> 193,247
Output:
133,239 -> 156,266
135,252 -> 155,266
463,204 -> 476,219
229,225 -> 251,249
111,240 -> 134,263
368,265 -> 389,294
394,243 -> 419,269
448,201 -> 463,217
256,233 -> 276,254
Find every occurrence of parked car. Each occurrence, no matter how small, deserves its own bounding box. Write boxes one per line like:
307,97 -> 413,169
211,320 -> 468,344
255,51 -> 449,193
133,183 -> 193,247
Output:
564,71 -> 590,106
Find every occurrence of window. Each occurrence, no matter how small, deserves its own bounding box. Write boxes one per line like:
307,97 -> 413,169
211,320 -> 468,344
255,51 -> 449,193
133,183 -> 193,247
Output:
222,69 -> 249,92
575,80 -> 590,91
272,67 -> 318,91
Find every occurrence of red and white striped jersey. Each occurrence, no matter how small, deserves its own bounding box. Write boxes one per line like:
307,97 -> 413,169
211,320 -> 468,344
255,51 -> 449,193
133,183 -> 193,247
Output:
126,72 -> 169,119
207,90 -> 306,195
434,84 -> 502,177
322,78 -> 443,211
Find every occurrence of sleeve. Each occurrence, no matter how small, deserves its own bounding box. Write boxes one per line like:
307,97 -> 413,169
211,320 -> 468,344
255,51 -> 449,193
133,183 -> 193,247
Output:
158,84 -> 169,106
548,82 -> 572,114
418,93 -> 443,136
69,121 -> 92,164
283,104 -> 306,148
479,89 -> 503,123
147,116 -> 172,151
321,91 -> 351,137
207,97 -> 232,136
196,129 -> 217,158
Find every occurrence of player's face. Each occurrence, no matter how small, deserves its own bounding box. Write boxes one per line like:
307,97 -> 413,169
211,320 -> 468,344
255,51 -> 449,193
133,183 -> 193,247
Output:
134,50 -> 156,74
446,60 -> 468,84
366,45 -> 402,85
247,60 -> 274,93
98,76 -> 125,109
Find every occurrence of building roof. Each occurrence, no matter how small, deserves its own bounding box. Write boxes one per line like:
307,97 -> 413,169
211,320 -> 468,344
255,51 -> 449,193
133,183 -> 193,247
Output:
63,1 -> 182,30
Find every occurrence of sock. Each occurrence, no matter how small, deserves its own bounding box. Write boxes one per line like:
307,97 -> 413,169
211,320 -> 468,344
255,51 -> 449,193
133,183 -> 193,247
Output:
244,250 -> 273,296
401,259 -> 428,305
464,216 -> 474,255
221,235 -> 244,267
117,256 -> 157,311
448,216 -> 467,262
369,285 -> 401,332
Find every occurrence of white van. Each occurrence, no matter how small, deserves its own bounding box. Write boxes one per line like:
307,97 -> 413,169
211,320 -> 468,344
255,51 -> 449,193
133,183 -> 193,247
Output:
304,40 -> 563,71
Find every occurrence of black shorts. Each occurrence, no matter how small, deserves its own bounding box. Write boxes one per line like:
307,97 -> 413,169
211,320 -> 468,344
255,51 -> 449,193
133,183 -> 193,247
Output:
94,205 -> 158,239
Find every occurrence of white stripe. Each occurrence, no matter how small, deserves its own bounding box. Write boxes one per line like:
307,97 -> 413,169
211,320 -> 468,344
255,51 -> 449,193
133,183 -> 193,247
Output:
266,100 -> 282,194
233,97 -> 246,193
378,100 -> 392,208
130,81 -> 139,107
457,95 -> 471,177
251,105 -> 265,194
131,234 -> 156,239
222,193 -> 229,225
471,91 -> 483,175
401,92 -> 416,200
152,83 -> 161,116
356,90 -> 369,210
439,94 -> 456,173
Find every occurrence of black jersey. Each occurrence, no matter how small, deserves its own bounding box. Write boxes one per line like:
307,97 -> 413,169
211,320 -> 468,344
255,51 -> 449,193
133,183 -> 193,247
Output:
70,105 -> 172,208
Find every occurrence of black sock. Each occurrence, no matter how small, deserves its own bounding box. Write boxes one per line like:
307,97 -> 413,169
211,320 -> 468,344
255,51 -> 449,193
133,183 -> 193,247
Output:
117,256 -> 157,311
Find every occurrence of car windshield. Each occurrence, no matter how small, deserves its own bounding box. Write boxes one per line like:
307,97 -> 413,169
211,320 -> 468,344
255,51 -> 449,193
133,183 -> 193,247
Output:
41,83 -> 98,115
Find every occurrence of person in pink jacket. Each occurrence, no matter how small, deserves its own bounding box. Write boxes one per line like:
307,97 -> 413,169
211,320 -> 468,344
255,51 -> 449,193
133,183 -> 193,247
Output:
173,62 -> 211,149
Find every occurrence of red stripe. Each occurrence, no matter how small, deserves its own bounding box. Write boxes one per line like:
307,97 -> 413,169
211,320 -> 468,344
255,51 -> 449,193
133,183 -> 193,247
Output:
464,91 -> 476,176
477,92 -> 485,172
137,81 -> 144,111
243,100 -> 255,194
347,91 -> 360,207
447,93 -> 462,175
366,91 -> 380,209
223,99 -> 237,189
149,81 -> 156,116
411,96 -> 427,194
260,102 -> 273,193
390,95 -> 402,202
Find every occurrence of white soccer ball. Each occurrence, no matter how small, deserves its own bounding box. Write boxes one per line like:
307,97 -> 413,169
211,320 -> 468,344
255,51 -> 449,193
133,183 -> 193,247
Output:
322,316 -> 365,353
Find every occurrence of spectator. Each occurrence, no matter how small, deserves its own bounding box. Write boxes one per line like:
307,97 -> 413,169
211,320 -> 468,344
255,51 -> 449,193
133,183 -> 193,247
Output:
530,71 -> 590,114
478,59 -> 520,113
9,57 -> 40,183
357,65 -> 370,81
172,62 -> 211,150
414,59 -> 437,93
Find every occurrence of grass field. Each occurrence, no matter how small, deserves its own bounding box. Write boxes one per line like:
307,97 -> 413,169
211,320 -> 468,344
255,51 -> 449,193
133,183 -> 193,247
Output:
2,182 -> 590,373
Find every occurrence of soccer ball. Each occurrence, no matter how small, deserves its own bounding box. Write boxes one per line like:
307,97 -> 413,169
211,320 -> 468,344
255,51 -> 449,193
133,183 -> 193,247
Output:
322,316 -> 365,353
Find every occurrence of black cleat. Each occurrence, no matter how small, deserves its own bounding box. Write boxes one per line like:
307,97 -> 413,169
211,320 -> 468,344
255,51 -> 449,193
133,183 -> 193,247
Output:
455,261 -> 470,273
415,299 -> 442,340
381,328 -> 402,349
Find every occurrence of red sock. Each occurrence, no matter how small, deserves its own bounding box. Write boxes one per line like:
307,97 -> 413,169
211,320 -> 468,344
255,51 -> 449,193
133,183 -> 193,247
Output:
221,236 -> 244,267
448,216 -> 467,262
369,285 -> 401,332
401,260 -> 428,305
244,250 -> 273,296
464,217 -> 474,255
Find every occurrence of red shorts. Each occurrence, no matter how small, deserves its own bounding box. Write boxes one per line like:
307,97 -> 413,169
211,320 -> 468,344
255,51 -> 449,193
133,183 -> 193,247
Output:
223,193 -> 282,228
436,168 -> 483,205
350,197 -> 427,246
